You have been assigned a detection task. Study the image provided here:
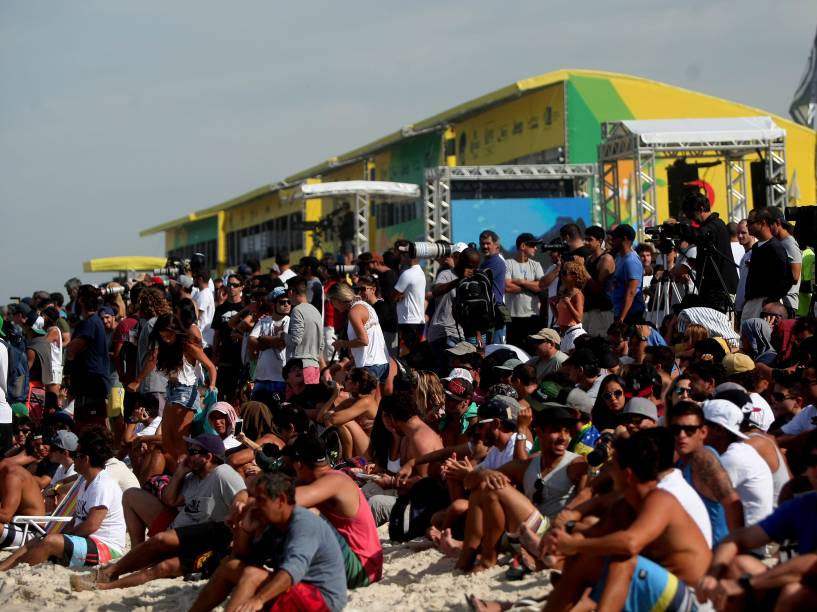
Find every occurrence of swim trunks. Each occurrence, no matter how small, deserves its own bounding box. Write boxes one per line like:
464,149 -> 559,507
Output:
591,555 -> 698,612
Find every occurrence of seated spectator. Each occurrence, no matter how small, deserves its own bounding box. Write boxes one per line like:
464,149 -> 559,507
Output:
72,434 -> 246,590
189,473 -> 347,612
315,368 -> 378,459
0,426 -> 125,571
591,374 -> 628,431
741,318 -> 778,365
0,462 -> 47,550
525,328 -> 567,383
564,389 -> 599,456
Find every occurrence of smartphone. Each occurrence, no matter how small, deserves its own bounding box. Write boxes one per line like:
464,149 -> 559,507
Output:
234,419 -> 243,436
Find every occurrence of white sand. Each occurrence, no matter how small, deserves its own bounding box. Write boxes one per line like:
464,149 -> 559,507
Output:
0,528 -> 552,611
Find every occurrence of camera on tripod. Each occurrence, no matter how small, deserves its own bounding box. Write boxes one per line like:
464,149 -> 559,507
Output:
644,222 -> 713,254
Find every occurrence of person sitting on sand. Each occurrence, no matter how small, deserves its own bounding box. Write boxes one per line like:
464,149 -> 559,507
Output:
0,462 -> 48,550
315,368 -> 379,459
452,405 -> 587,572
539,428 -> 712,612
189,472 -> 348,612
70,434 -> 246,591
284,434 -> 383,586
0,426 -> 126,571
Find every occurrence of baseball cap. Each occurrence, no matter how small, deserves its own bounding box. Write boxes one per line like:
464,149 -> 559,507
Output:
623,398 -> 658,422
99,305 -> 117,318
714,386 -> 770,431
183,433 -> 227,462
516,232 -> 538,248
269,286 -> 288,301
281,435 -> 328,465
446,341 -> 478,356
10,302 -> 32,317
478,395 -> 522,426
442,367 -> 473,384
527,380 -> 563,412
177,275 -> 194,290
50,430 -> 79,452
533,404 -> 578,427
611,224 -> 636,242
452,242 -> 469,254
702,399 -> 749,440
443,377 -> 474,401
151,276 -> 165,287
565,388 -> 594,415
529,328 -> 561,344
495,358 -> 523,372
722,353 -> 755,375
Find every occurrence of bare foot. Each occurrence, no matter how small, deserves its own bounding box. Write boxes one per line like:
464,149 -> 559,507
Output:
470,555 -> 497,573
427,525 -> 442,544
466,594 -> 507,612
455,547 -> 478,572
438,528 -> 463,558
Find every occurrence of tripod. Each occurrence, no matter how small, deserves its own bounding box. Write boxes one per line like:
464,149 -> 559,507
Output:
687,238 -> 739,316
646,274 -> 684,327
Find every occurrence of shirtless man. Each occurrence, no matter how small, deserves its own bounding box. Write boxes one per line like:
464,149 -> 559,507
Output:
0,464 -> 47,550
671,401 -> 744,544
455,405 -> 587,572
543,428 -> 712,612
365,393 -> 442,525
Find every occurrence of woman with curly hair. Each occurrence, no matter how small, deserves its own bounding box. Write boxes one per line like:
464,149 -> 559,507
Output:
149,314 -> 216,461
415,370 -> 445,424
553,260 -> 590,353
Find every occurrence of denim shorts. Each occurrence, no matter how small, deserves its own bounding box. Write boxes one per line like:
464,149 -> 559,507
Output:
364,363 -> 389,383
252,380 -> 287,397
165,382 -> 201,412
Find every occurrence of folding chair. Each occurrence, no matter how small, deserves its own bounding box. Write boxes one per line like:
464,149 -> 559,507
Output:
8,477 -> 84,549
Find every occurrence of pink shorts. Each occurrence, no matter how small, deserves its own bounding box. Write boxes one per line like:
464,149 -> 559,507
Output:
302,367 -> 320,385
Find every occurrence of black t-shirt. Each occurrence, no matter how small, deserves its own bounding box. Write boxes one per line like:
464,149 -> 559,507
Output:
212,300 -> 245,366
69,313 -> 111,398
289,383 -> 333,411
696,214 -> 739,301
746,239 -> 792,301
377,269 -> 399,333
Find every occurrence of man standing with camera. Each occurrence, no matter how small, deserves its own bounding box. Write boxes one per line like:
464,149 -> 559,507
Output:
505,233 -> 545,347
479,230 -> 508,344
674,192 -> 738,314
392,240 -> 426,351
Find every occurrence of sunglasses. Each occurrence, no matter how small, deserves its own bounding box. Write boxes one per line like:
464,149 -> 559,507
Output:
18,427 -> 31,434
276,300 -> 291,305
771,392 -> 796,402
669,424 -> 702,437
602,389 -> 624,401
187,447 -> 206,456
228,283 -> 243,288
673,386 -> 692,396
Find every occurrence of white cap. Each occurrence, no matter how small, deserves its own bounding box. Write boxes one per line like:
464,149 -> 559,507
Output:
702,399 -> 748,440
452,242 -> 469,254
442,367 -> 473,383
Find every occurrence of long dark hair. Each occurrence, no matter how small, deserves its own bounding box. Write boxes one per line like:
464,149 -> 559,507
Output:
175,298 -> 198,330
150,314 -> 198,374
592,373 -> 628,431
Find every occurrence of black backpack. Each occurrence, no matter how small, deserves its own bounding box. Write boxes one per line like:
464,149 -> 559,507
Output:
388,478 -> 451,542
1,335 -> 29,404
453,269 -> 495,332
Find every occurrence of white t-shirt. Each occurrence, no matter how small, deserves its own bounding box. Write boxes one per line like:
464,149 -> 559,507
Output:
250,315 -> 290,382
0,342 -> 11,423
720,442 -> 774,526
74,470 -> 126,552
730,242 -> 744,268
135,416 -> 162,437
394,265 -> 426,325
544,264 -> 559,326
478,434 -> 533,471
657,468 -> 712,548
193,287 -> 216,347
278,268 -> 297,284
505,258 -> 544,318
52,462 -> 76,485
105,457 -> 140,492
780,404 -> 817,436
780,234 -> 802,310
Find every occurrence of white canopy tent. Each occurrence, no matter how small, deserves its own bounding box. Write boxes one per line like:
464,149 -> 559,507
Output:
598,116 -> 788,231
291,180 -> 420,255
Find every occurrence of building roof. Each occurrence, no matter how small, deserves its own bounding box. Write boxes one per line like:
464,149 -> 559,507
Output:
142,69 -> 815,235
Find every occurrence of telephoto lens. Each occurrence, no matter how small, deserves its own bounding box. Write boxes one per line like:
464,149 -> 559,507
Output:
413,242 -> 453,259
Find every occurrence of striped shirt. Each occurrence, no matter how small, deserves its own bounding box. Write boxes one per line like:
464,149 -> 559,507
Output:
677,307 -> 740,348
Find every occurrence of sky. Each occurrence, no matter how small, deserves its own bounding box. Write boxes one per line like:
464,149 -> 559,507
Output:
1,1 -> 816,301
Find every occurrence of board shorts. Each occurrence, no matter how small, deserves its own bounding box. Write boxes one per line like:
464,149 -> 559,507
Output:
165,382 -> 201,412
328,522 -> 370,589
268,582 -> 330,612
591,555 -> 698,612
108,386 -> 125,418
58,535 -> 123,568
0,524 -> 34,550
176,521 -> 233,573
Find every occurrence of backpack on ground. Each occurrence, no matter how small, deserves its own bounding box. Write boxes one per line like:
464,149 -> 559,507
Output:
388,477 -> 451,542
1,337 -> 30,404
453,269 -> 495,333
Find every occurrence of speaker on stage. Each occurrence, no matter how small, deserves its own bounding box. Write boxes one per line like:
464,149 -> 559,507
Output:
667,159 -> 699,219
750,161 -> 767,210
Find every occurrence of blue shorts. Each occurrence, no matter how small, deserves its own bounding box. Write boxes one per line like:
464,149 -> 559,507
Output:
591,555 -> 698,612
364,363 -> 389,383
58,535 -> 123,568
165,382 -> 201,411
252,380 -> 287,398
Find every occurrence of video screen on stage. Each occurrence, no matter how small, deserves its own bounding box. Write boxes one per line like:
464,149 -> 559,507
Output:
451,197 -> 592,253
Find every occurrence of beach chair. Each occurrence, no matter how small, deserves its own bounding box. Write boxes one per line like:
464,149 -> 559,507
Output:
8,477 -> 84,549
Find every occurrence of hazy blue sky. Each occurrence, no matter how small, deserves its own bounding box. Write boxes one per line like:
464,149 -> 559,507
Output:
2,1 -> 816,300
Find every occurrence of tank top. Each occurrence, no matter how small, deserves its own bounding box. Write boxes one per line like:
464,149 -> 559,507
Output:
658,467 -> 713,548
678,446 -> 728,546
27,336 -> 52,384
347,301 -> 388,368
322,472 -> 384,583
46,326 -> 63,385
747,432 -> 789,506
583,253 -> 613,311
169,355 -> 197,386
522,451 -> 579,518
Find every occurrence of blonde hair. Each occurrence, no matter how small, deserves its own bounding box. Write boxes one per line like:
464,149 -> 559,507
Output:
328,282 -> 356,303
415,371 -> 445,420
685,323 -> 709,347
559,260 -> 589,295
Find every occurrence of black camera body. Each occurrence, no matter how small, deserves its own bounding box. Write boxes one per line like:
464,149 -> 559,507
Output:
587,431 -> 616,467
539,238 -> 569,255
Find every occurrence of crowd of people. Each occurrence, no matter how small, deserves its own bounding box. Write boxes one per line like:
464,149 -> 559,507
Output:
0,190 -> 816,611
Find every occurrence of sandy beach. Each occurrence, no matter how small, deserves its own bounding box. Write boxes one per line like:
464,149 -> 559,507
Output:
0,527 -> 552,611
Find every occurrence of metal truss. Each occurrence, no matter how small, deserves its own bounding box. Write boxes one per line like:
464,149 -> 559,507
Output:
353,193 -> 370,256
598,121 -> 788,228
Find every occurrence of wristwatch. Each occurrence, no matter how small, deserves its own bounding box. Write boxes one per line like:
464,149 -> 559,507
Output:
516,433 -> 528,442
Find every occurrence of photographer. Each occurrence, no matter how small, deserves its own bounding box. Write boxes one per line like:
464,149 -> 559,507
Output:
743,207 -> 792,321
671,192 -> 738,313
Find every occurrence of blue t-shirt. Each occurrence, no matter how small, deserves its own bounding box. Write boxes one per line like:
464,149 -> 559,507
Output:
758,491 -> 817,555
481,254 -> 507,305
69,313 -> 111,398
610,251 -> 644,316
